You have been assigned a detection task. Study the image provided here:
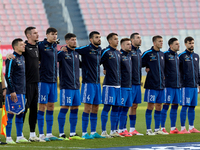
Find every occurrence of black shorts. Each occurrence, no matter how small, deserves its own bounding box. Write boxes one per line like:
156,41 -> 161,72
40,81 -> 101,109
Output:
26,82 -> 38,108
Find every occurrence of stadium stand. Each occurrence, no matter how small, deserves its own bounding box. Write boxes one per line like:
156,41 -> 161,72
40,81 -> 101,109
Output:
0,0 -> 200,51
0,0 -> 49,45
78,0 -> 200,52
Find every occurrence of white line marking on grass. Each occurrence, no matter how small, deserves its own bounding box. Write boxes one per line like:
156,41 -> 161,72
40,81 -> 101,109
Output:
0,145 -> 89,149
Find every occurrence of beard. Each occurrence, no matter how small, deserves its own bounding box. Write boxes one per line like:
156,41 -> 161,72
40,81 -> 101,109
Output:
94,41 -> 101,46
70,45 -> 76,48
188,47 -> 194,51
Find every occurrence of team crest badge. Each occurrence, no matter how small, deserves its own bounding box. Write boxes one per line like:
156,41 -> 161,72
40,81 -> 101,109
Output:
161,56 -> 163,59
195,58 -> 197,61
75,55 -> 77,58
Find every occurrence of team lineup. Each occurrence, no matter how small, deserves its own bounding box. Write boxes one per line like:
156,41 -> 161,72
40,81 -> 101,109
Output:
2,26 -> 200,144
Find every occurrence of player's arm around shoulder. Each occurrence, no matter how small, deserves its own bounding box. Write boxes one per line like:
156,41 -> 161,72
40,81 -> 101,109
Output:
75,45 -> 89,55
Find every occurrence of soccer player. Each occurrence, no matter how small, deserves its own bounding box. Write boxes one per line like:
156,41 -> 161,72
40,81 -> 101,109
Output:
178,36 -> 200,134
37,28 -> 61,141
117,38 -> 132,137
142,35 -> 167,135
57,33 -> 84,140
6,27 -> 44,142
129,33 -> 143,135
160,38 -> 180,134
101,33 -> 122,137
75,31 -> 104,139
5,38 -> 29,144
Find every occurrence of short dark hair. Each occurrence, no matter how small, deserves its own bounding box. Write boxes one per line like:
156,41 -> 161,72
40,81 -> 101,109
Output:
152,35 -> 162,42
107,33 -> 118,41
184,36 -> 194,43
120,38 -> 130,45
64,33 -> 76,41
168,37 -> 178,46
12,38 -> 23,49
24,26 -> 36,37
130,33 -> 139,39
89,31 -> 100,39
46,27 -> 57,34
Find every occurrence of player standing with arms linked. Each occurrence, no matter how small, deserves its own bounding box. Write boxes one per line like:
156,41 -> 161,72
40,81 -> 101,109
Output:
37,28 -> 61,141
160,38 -> 181,134
128,33 -> 143,136
101,33 -> 122,138
57,33 -> 84,140
5,38 -> 29,144
117,38 -> 132,137
178,36 -> 200,134
142,35 -> 167,135
75,31 -> 104,139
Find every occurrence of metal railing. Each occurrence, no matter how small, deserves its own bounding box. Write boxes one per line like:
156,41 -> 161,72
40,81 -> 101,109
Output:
59,0 -> 73,33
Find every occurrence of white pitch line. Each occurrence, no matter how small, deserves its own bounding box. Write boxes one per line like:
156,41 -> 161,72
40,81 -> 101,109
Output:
0,145 -> 89,149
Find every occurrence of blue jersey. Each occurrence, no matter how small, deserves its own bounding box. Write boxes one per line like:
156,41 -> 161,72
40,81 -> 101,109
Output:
101,46 -> 121,86
38,39 -> 57,83
5,52 -> 26,94
120,49 -> 132,88
142,46 -> 165,90
75,43 -> 101,84
58,46 -> 80,90
179,49 -> 200,87
131,45 -> 142,85
164,49 -> 180,88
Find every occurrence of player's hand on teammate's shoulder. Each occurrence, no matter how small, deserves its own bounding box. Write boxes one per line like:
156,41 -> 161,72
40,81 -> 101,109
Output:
6,53 -> 15,60
61,46 -> 67,52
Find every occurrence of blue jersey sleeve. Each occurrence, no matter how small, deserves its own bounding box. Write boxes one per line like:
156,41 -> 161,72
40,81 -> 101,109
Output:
5,59 -> 15,93
100,49 -> 109,65
57,51 -> 64,62
141,52 -> 148,67
75,45 -> 88,55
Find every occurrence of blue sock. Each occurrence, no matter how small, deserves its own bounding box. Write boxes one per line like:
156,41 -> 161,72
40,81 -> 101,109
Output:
15,113 -> 24,137
154,110 -> 161,130
145,109 -> 152,130
170,105 -> 178,127
70,109 -> 78,133
119,107 -> 129,130
82,112 -> 89,133
188,106 -> 195,126
90,113 -> 97,133
37,110 -> 44,134
6,113 -> 14,137
111,106 -> 119,131
180,106 -> 188,126
46,110 -> 53,134
101,105 -> 111,131
161,105 -> 169,128
116,107 -> 123,130
58,108 -> 68,134
129,115 -> 136,128
124,115 -> 127,129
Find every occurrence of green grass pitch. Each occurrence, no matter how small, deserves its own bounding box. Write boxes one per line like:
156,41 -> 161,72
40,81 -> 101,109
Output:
1,94 -> 200,150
